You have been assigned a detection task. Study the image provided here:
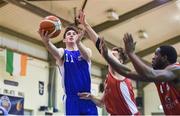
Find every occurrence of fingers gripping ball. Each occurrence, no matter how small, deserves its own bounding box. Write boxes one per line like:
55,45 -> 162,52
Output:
39,16 -> 62,38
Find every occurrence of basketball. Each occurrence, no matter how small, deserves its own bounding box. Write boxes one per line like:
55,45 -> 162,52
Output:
39,15 -> 62,38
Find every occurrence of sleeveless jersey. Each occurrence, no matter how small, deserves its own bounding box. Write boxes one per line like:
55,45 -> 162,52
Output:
155,64 -> 180,115
103,72 -> 139,115
59,49 -> 91,95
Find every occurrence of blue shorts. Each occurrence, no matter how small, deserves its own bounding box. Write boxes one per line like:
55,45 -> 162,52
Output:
63,95 -> 98,115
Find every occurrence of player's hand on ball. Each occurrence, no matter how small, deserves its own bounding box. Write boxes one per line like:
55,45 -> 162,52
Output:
38,29 -> 51,43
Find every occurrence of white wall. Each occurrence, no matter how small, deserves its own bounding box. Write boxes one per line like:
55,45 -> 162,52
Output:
0,32 -> 47,60
91,76 -> 103,114
0,49 -> 50,115
0,32 -> 50,115
55,67 -> 65,115
144,83 -> 164,115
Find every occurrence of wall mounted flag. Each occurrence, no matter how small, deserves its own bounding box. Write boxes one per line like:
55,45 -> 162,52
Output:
6,49 -> 28,76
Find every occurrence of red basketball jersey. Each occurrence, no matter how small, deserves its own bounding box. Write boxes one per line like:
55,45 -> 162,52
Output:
103,72 -> 139,115
155,64 -> 180,115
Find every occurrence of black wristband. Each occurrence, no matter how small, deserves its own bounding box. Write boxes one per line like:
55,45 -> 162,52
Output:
95,38 -> 101,53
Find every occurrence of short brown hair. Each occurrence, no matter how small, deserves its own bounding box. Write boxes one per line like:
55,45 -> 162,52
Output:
63,26 -> 79,39
112,47 -> 128,63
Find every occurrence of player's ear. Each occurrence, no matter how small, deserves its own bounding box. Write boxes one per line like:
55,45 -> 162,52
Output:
161,55 -> 168,62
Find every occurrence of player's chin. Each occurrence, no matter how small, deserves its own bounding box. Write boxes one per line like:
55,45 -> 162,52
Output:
69,41 -> 76,43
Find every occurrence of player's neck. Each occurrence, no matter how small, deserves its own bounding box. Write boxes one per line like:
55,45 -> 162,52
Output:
66,43 -> 78,51
165,63 -> 176,69
109,67 -> 125,80
156,62 -> 170,70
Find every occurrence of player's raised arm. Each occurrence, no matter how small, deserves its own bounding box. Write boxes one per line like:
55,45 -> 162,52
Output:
76,30 -> 92,61
38,30 -> 64,65
77,10 -> 99,44
38,16 -> 64,65
123,33 -> 179,82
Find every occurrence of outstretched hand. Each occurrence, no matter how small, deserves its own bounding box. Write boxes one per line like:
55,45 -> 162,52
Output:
123,33 -> 136,54
38,29 -> 53,44
78,92 -> 92,100
76,29 -> 85,44
99,37 -> 108,57
77,10 -> 88,26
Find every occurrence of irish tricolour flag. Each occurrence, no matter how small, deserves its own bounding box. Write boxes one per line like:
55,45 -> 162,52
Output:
6,49 -> 28,76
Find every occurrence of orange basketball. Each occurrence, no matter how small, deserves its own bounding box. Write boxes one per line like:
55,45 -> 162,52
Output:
39,15 -> 62,38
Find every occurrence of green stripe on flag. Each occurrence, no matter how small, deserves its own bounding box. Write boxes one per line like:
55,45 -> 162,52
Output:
6,49 -> 13,75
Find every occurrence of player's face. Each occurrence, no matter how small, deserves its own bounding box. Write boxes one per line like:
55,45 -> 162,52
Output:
152,48 -> 164,69
111,50 -> 123,64
64,30 -> 78,43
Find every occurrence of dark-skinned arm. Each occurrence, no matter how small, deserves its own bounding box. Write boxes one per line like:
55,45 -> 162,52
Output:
99,37 -> 153,82
123,33 -> 179,82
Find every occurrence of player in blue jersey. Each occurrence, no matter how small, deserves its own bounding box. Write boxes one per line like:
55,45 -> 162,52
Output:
38,26 -> 97,115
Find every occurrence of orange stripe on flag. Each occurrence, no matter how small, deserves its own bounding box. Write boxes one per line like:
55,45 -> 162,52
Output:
20,55 -> 27,76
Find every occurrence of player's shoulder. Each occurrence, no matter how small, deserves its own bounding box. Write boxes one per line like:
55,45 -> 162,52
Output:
86,47 -> 92,53
86,47 -> 91,51
166,63 -> 180,77
166,63 -> 180,70
85,47 -> 92,58
58,48 -> 64,53
58,47 -> 64,51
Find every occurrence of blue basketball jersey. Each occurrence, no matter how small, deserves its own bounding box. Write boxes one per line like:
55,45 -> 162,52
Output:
59,49 -> 91,95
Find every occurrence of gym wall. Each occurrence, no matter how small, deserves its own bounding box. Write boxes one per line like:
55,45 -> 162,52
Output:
0,31 -> 49,115
144,83 -> 164,115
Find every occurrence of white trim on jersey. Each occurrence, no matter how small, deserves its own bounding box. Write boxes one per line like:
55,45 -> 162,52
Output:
88,61 -> 91,77
120,81 -> 138,114
62,94 -> 67,115
59,64 -> 65,92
